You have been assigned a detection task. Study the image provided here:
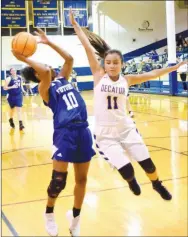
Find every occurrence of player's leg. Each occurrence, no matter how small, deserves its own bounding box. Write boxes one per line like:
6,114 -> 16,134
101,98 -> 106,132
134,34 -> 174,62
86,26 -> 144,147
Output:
66,127 -> 95,236
123,128 -> 172,201
94,135 -> 141,196
45,159 -> 69,236
7,96 -> 16,128
73,161 -> 90,214
15,107 -> 25,131
9,108 -> 15,128
66,161 -> 90,236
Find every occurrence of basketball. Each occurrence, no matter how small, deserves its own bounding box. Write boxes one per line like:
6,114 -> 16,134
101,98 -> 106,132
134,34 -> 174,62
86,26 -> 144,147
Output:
12,32 -> 37,57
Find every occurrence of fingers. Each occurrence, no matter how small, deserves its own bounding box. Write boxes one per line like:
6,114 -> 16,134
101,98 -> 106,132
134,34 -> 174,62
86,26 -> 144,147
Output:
37,28 -> 44,34
34,28 -> 44,36
34,31 -> 40,36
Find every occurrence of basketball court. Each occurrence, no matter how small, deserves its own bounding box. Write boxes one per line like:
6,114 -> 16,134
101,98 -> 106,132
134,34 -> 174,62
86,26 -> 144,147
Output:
2,91 -> 187,236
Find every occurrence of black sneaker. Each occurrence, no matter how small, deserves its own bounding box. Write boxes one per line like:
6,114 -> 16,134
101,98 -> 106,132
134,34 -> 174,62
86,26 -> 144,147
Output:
9,118 -> 15,128
128,178 -> 141,195
152,180 -> 172,200
19,121 -> 25,131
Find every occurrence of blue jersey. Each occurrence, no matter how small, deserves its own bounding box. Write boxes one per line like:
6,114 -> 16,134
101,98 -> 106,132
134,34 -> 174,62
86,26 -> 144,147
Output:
7,76 -> 22,96
44,78 -> 88,129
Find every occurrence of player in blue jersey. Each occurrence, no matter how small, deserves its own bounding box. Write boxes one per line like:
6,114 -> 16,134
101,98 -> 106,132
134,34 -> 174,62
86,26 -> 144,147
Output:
12,28 -> 96,237
4,67 -> 26,131
70,69 -> 80,92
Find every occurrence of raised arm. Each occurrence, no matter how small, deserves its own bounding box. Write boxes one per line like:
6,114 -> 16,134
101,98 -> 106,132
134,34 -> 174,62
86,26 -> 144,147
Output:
126,62 -> 186,86
12,50 -> 51,103
35,28 -> 73,80
69,9 -> 103,83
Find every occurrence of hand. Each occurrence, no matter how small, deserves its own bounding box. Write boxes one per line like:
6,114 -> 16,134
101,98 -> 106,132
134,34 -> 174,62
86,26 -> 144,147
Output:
173,61 -> 187,70
12,50 -> 27,62
11,84 -> 18,89
34,28 -> 50,44
3,86 -> 8,90
69,8 -> 77,26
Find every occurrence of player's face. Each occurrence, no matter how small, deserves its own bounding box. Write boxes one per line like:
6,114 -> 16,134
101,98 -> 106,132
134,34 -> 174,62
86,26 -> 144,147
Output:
104,53 -> 122,79
10,68 -> 16,76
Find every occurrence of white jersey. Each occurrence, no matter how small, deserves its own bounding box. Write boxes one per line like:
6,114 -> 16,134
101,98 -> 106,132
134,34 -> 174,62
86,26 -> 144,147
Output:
94,73 -> 135,137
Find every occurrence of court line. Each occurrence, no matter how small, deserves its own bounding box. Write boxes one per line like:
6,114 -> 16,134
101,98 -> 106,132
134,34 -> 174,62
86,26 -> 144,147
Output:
144,135 -> 187,139
137,118 -> 177,124
2,211 -> 19,237
1,149 -> 164,171
2,147 -> 187,171
146,144 -> 188,156
2,145 -> 45,154
2,176 -> 187,207
133,111 -> 183,120
2,135 -> 187,155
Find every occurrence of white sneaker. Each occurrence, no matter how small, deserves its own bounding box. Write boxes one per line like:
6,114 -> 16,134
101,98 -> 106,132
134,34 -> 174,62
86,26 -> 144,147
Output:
44,213 -> 58,236
66,210 -> 80,236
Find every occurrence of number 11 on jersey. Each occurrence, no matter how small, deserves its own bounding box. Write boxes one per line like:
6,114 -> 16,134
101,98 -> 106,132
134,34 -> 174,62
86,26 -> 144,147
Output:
107,96 -> 118,109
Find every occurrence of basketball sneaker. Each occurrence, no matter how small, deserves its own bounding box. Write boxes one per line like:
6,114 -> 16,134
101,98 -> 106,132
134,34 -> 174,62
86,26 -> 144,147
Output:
66,210 -> 80,236
44,213 -> 58,236
152,180 -> 172,200
19,121 -> 25,131
128,178 -> 141,195
9,118 -> 15,128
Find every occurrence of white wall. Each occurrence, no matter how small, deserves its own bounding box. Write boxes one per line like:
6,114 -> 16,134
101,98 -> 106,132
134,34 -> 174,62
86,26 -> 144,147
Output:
2,35 -> 90,70
96,1 -> 187,53
1,1 -> 187,70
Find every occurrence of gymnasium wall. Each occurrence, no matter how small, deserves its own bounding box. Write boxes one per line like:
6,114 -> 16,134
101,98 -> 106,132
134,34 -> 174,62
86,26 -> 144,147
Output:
1,35 -> 90,69
96,1 -> 187,53
1,1 -> 187,94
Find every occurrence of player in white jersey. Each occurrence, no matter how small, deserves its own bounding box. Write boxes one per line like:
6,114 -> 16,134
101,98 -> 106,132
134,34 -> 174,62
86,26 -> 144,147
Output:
70,9 -> 186,201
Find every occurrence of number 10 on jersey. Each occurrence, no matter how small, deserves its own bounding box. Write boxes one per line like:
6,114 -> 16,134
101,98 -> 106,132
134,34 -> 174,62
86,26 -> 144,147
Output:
107,96 -> 118,109
62,92 -> 78,110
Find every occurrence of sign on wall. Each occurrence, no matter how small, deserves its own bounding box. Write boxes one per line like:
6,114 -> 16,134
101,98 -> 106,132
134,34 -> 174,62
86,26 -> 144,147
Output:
32,0 -> 59,28
1,0 -> 26,28
63,0 -> 88,28
138,21 -> 153,32
64,9 -> 88,27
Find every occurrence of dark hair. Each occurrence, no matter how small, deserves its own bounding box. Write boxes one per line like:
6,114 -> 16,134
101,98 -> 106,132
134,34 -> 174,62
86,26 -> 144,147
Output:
82,28 -> 123,63
104,49 -> 124,63
21,66 -> 40,83
82,28 -> 111,58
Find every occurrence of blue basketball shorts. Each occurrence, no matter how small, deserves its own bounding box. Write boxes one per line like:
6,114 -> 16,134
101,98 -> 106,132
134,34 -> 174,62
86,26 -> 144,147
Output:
52,126 -> 96,163
7,94 -> 23,108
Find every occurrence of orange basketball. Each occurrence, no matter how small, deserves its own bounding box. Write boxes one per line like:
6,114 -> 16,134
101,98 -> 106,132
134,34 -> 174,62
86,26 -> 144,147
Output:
12,32 -> 37,57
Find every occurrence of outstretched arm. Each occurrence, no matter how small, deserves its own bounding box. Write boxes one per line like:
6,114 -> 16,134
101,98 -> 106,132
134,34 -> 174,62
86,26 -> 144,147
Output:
35,28 -> 73,80
126,62 -> 187,86
69,9 -> 103,84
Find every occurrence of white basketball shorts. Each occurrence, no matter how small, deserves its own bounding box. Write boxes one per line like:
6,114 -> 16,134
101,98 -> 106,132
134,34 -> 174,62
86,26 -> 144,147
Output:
94,126 -> 150,170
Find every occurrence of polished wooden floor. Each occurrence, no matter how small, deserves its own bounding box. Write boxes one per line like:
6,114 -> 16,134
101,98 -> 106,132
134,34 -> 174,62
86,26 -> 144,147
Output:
2,91 -> 188,236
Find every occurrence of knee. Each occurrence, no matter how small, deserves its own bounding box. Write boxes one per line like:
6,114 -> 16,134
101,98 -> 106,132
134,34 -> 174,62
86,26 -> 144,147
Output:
118,163 -> 135,181
139,158 -> 156,173
75,176 -> 87,187
47,170 -> 68,198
